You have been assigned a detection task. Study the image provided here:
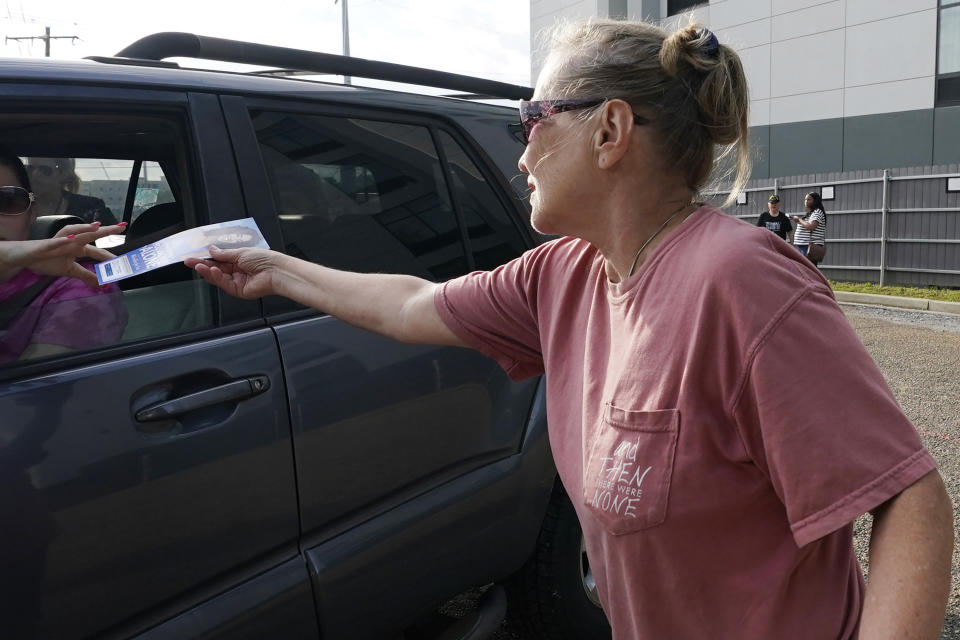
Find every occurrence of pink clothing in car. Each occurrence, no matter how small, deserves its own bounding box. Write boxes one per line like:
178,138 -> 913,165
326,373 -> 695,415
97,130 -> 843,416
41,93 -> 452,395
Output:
435,205 -> 935,639
0,266 -> 127,364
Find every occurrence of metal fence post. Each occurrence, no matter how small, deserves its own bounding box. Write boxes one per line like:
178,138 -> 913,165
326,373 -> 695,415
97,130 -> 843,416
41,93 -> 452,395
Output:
879,169 -> 889,287
774,177 -> 779,196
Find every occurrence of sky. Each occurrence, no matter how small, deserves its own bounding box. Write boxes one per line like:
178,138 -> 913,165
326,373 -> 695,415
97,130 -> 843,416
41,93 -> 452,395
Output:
0,0 -> 532,88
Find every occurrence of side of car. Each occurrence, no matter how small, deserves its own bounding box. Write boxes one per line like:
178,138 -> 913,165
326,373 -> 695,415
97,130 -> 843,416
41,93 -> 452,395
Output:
219,87 -> 562,639
0,46 -> 609,640
0,80 -> 314,639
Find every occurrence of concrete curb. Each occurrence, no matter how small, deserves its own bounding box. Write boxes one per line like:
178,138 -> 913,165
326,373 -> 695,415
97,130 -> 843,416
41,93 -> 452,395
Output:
834,291 -> 960,315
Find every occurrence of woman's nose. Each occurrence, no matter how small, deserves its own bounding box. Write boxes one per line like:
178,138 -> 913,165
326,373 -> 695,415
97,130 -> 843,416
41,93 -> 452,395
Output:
518,149 -> 529,174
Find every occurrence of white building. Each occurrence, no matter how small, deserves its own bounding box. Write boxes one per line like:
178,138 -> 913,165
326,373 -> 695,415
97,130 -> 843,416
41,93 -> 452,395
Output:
530,0 -> 960,178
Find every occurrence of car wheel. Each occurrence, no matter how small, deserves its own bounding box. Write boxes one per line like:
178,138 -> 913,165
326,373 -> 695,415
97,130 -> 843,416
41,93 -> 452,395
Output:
504,482 -> 612,640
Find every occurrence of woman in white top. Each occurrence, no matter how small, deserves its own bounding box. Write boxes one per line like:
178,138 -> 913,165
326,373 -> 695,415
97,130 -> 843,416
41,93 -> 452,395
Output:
792,191 -> 826,264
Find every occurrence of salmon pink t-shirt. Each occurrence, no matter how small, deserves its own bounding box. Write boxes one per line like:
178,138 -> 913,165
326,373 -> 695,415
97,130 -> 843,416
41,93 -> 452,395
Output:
435,205 -> 935,639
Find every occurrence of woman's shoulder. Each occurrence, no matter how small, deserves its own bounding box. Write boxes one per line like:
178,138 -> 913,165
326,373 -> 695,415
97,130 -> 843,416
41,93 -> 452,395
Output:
42,266 -> 119,303
0,267 -> 116,324
507,236 -> 603,292
524,236 -> 599,267
682,207 -> 822,282
690,205 -> 767,243
64,191 -> 108,210
0,268 -> 48,301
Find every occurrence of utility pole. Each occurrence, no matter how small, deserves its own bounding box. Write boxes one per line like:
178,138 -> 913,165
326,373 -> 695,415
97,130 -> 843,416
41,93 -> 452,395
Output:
5,26 -> 78,57
335,0 -> 351,84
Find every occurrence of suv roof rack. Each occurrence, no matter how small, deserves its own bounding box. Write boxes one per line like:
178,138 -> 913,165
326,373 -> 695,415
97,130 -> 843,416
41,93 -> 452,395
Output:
109,32 -> 534,101
245,71 -> 506,101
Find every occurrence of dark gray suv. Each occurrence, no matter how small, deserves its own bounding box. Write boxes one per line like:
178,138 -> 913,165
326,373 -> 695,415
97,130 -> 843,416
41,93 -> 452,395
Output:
0,34 -> 610,640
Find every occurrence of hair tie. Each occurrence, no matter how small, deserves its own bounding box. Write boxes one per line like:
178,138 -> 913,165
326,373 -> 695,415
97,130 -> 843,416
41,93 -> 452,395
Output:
696,28 -> 719,58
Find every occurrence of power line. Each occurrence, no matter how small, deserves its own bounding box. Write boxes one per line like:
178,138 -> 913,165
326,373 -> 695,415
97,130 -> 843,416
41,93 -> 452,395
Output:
335,0 -> 351,83
5,25 -> 78,57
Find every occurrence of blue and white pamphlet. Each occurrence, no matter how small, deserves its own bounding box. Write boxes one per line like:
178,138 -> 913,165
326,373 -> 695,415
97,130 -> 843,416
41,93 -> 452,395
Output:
96,217 -> 269,285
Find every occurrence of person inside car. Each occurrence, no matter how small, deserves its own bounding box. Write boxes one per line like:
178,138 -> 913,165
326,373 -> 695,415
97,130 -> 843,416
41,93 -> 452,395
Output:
0,235 -> 118,286
1,150 -> 128,363
186,19 -> 953,640
26,157 -> 118,226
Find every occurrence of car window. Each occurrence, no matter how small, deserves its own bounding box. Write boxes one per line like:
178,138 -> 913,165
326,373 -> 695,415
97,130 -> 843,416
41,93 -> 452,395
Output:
0,115 -> 214,367
62,159 -> 176,228
436,130 -> 527,270
131,161 -> 177,222
252,111 -> 468,281
74,158 -> 130,221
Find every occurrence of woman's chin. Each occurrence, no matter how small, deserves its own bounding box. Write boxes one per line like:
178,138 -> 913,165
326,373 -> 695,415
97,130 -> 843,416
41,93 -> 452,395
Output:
530,218 -> 552,236
530,207 -> 556,236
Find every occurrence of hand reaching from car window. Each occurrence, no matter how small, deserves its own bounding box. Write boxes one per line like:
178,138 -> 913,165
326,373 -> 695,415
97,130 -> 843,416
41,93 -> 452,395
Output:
0,222 -> 126,287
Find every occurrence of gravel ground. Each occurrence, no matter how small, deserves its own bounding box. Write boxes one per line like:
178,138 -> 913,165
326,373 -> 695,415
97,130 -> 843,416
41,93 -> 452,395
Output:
442,303 -> 960,639
841,304 -> 960,640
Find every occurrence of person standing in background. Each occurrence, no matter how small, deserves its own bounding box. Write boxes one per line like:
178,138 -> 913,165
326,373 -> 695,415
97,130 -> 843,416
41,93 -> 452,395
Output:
756,193 -> 792,242
793,191 -> 826,264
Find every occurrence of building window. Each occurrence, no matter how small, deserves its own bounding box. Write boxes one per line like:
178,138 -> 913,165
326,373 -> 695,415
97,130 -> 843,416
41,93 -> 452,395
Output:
937,0 -> 960,105
668,0 -> 704,16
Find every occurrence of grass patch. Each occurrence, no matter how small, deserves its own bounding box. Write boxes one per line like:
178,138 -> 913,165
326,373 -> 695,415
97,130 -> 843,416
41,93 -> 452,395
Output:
829,281 -> 960,303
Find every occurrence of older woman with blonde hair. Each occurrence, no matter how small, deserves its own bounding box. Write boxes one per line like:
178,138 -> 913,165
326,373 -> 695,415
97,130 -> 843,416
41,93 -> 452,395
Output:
187,19 -> 952,639
26,157 -> 117,225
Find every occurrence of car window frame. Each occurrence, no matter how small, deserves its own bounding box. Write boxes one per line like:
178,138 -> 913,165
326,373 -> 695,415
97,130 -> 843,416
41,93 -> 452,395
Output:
0,86 -> 262,382
431,126 -> 533,270
221,93 -> 534,322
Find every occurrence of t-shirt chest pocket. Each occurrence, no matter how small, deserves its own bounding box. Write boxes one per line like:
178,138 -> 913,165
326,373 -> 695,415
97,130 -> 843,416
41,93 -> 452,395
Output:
583,404 -> 680,535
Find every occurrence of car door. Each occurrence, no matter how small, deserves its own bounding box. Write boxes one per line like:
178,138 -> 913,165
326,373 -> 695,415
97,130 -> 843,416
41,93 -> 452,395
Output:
222,95 -> 540,637
0,84 -> 313,639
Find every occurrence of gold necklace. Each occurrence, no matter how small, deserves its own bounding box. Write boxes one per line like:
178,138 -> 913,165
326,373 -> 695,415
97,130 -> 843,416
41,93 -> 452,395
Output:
626,202 -> 696,278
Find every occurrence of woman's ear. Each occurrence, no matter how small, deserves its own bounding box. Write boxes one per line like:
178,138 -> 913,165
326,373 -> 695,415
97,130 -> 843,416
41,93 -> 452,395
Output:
594,99 -> 636,170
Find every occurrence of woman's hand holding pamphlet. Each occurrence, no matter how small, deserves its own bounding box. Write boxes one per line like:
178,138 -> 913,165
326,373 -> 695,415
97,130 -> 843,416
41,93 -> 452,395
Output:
96,218 -> 268,285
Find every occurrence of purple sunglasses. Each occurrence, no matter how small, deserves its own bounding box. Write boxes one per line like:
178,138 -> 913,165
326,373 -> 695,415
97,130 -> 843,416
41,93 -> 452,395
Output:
518,98 -> 649,144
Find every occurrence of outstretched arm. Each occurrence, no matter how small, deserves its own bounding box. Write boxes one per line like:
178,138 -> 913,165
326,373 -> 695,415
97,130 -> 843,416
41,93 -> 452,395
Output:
859,470 -> 954,639
0,222 -> 126,286
186,246 -> 466,347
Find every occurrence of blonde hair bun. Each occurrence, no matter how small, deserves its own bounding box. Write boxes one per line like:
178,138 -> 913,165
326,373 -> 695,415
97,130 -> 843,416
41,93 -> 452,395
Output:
659,25 -> 747,146
542,18 -> 751,203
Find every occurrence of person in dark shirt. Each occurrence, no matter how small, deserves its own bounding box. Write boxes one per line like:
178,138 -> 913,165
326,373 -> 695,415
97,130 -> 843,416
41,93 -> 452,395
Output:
756,193 -> 792,242
26,157 -> 118,226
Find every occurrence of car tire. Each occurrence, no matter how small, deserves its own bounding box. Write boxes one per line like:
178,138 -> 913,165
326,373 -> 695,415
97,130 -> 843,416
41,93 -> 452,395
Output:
504,482 -> 612,640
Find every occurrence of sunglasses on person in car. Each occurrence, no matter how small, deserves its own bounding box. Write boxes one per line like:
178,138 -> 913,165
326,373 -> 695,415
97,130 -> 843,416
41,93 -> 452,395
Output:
26,164 -> 57,178
518,99 -> 649,145
0,186 -> 36,216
